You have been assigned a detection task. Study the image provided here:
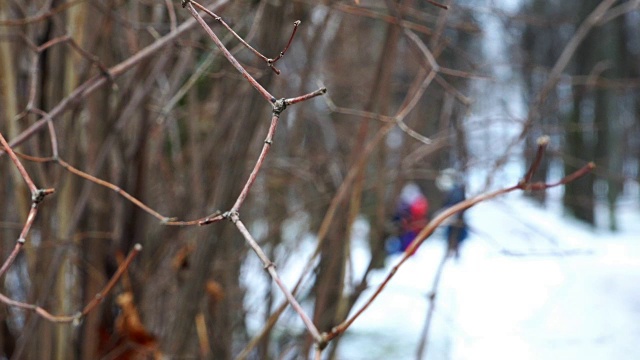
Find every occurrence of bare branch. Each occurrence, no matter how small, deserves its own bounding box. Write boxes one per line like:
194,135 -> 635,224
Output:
324,140 -> 595,341
0,244 -> 141,323
1,0 -> 231,156
231,214 -> 323,344
184,0 -> 275,103
81,244 -> 143,316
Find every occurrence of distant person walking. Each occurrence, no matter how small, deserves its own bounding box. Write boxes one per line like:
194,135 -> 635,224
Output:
386,183 -> 429,254
437,169 -> 468,258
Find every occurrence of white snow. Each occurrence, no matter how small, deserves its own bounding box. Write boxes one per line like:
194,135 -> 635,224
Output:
337,194 -> 640,360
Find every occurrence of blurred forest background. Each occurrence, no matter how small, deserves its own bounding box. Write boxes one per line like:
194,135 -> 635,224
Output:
0,0 -> 638,359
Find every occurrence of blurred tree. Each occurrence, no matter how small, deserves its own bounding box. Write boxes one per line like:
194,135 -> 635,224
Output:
517,0 -> 638,228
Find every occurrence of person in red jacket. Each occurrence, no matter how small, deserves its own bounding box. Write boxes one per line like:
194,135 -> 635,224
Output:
386,183 -> 429,254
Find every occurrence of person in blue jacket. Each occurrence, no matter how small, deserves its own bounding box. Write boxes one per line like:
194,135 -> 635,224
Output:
437,169 -> 468,258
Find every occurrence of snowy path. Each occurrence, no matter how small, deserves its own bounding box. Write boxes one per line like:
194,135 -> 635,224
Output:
339,195 -> 640,360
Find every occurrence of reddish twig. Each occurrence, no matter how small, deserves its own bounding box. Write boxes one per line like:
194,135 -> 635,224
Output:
0,207 -> 35,278
173,6 -> 328,340
7,150 -> 226,227
323,137 -> 595,342
267,20 -> 301,74
184,0 -> 275,103
227,112 -> 281,216
284,87 -> 327,106
427,0 -> 449,10
1,0 -> 230,156
217,91 -> 327,217
0,134 -> 54,279
5,1 -> 323,232
0,244 -> 142,323
0,132 -> 38,194
204,92 -> 326,220
521,135 -> 549,184
0,0 -> 84,26
231,213 -> 324,345
415,250 -> 449,359
81,244 -> 143,315
0,138 -> 54,278
189,0 -> 301,75
333,3 -> 434,36
56,158 -> 176,224
482,0 -> 618,191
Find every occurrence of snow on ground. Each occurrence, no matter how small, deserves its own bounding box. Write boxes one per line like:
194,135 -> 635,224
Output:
337,193 -> 640,360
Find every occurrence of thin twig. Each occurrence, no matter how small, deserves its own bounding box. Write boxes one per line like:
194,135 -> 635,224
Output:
0,206 -> 36,278
427,0 -> 449,10
7,149 -> 225,226
522,135 -> 549,184
267,20 -> 302,74
164,0 -> 177,32
284,87 -> 327,106
0,136 -> 55,281
415,250 -> 449,359
2,0 -> 231,156
0,244 -> 141,323
0,0 -> 84,26
56,158 -> 175,223
81,244 -> 143,315
190,0 -> 302,75
228,112 -> 280,214
324,141 -> 595,341
185,0 -> 275,103
333,3 -> 434,36
231,214 -> 323,344
0,132 -> 38,194
483,0 -> 618,191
